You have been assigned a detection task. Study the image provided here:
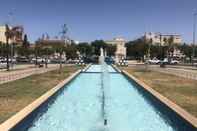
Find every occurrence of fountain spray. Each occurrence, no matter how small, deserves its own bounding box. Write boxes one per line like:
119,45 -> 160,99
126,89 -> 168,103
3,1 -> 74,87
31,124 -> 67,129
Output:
99,48 -> 108,126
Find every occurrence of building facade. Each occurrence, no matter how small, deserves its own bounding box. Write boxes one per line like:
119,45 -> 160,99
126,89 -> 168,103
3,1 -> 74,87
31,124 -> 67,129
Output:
0,26 -> 8,43
144,32 -> 182,46
36,38 -> 70,60
143,32 -> 185,59
0,25 -> 24,44
105,37 -> 127,62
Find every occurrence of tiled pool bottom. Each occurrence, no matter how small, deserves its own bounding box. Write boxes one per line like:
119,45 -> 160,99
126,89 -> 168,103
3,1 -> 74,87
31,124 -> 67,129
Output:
11,65 -> 196,131
85,64 -> 117,73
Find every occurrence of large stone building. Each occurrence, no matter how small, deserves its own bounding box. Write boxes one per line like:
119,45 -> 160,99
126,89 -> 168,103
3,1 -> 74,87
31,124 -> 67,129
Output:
144,32 -> 182,46
143,32 -> 185,59
105,37 -> 127,62
0,26 -> 8,43
0,25 -> 24,44
35,37 -> 72,60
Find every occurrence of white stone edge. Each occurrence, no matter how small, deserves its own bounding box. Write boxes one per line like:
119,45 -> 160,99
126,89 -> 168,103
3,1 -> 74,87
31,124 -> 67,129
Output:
0,69 -> 82,131
82,64 -> 92,72
122,70 -> 197,128
111,64 -> 121,73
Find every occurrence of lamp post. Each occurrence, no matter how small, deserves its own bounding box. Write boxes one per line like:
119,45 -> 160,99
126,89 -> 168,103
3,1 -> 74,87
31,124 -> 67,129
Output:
5,24 -> 10,71
8,11 -> 14,69
192,12 -> 197,65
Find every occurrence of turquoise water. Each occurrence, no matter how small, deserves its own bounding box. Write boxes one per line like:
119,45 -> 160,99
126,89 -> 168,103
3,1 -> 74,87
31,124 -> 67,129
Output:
25,65 -> 195,131
86,64 -> 116,72
28,73 -> 103,131
107,74 -> 174,131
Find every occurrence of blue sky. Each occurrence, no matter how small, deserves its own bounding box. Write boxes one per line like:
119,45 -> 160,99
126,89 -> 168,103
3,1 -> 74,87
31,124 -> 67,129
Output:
0,0 -> 197,43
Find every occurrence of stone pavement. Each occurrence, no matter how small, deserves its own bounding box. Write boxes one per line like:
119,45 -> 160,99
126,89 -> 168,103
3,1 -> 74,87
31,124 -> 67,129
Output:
128,64 -> 197,80
150,66 -> 197,80
0,64 -> 60,84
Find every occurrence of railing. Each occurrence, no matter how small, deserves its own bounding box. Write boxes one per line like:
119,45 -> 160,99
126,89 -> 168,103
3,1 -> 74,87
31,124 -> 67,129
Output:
0,66 -> 59,85
129,65 -> 197,80
150,67 -> 197,80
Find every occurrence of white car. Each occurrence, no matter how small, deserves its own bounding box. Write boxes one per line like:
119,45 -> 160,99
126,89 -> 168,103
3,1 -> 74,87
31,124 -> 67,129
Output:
170,60 -> 180,65
31,57 -> 46,63
148,59 -> 160,64
160,58 -> 169,64
0,62 -> 7,69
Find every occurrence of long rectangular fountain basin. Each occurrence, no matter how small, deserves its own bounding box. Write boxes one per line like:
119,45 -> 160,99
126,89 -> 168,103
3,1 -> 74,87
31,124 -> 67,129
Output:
0,65 -> 196,131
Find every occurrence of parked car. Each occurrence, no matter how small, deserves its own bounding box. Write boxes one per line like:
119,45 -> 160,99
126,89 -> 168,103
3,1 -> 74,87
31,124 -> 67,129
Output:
159,58 -> 169,68
11,58 -> 17,64
16,57 -> 29,63
161,58 -> 169,64
51,58 -> 66,63
0,62 -> 7,69
105,57 -> 115,64
148,58 -> 160,64
31,57 -> 49,64
0,58 -> 16,63
170,60 -> 180,65
67,59 -> 78,64
0,57 -> 6,63
30,58 -> 36,63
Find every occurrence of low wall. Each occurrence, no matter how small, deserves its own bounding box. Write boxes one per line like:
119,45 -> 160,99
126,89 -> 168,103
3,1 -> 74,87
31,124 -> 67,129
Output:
81,64 -> 91,72
111,64 -> 121,73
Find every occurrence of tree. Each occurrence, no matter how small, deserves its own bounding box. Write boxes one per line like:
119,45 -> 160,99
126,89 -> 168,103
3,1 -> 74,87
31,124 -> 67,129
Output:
53,41 -> 66,73
0,42 -> 8,57
126,39 -> 148,60
91,40 -> 107,56
65,43 -> 78,59
167,36 -> 174,60
163,37 -> 169,59
23,34 -> 30,48
5,24 -> 12,71
17,34 -> 30,58
77,42 -> 93,57
4,25 -> 24,70
42,47 -> 53,68
146,38 -> 153,59
35,39 -> 66,71
106,44 -> 116,57
163,37 -> 168,46
178,43 -> 192,62
60,24 -> 68,40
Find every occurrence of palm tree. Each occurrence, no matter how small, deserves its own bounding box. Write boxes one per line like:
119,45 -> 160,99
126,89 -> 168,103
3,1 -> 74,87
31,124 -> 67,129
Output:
5,24 -> 12,71
163,37 -> 168,59
148,38 -> 153,59
54,42 -> 65,73
5,25 -> 23,71
167,36 -> 174,61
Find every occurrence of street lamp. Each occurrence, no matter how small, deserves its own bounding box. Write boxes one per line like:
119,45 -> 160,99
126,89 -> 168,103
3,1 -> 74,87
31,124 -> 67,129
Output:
8,11 -> 14,69
192,12 -> 197,64
5,24 -> 10,71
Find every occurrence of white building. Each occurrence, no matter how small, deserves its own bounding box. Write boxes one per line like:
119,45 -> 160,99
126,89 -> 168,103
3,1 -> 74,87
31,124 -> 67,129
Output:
105,37 -> 127,62
171,48 -> 185,58
144,32 -> 182,46
0,25 -> 24,44
0,26 -> 9,43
